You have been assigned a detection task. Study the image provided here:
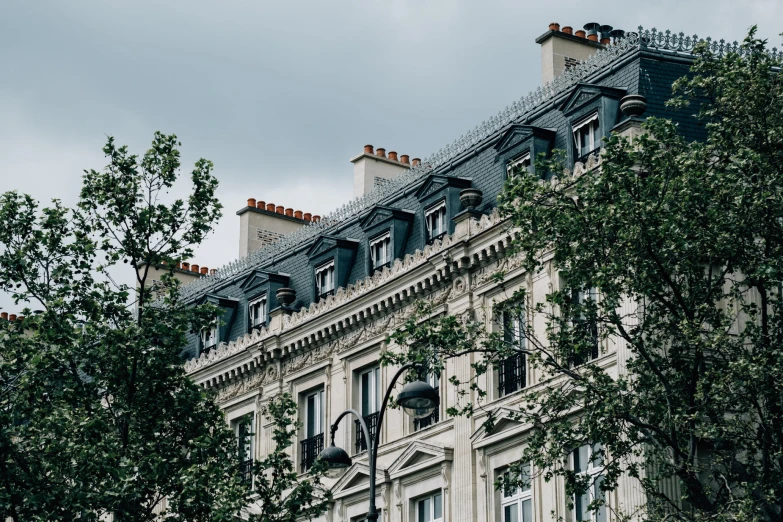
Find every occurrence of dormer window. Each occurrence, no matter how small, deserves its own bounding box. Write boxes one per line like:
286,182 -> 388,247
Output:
573,113 -> 600,163
507,153 -> 531,178
370,232 -> 391,271
315,261 -> 335,298
201,319 -> 218,353
249,295 -> 267,330
425,201 -> 447,244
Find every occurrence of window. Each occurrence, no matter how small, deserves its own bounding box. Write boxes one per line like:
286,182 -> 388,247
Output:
370,232 -> 392,271
414,371 -> 440,431
499,310 -> 526,396
572,114 -> 600,162
200,319 -> 218,353
248,295 -> 267,330
507,153 -> 531,178
356,366 -> 380,453
570,288 -> 599,365
425,201 -> 447,243
315,260 -> 335,298
233,414 -> 254,485
301,389 -> 325,472
500,463 -> 532,522
417,492 -> 443,522
572,444 -> 605,522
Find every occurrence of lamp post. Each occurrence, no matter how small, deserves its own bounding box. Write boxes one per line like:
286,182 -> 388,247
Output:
317,363 -> 439,522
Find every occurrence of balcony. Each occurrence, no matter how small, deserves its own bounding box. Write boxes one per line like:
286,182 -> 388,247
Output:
413,407 -> 440,431
300,433 -> 324,473
575,146 -> 602,166
498,354 -> 526,397
354,412 -> 379,453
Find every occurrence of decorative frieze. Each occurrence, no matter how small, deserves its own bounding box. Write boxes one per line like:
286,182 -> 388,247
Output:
213,365 -> 278,403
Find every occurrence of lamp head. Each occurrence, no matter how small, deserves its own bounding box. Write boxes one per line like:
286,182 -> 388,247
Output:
396,379 -> 440,419
318,443 -> 352,478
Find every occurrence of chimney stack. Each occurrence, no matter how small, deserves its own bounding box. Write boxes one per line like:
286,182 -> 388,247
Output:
536,22 -> 610,84
237,197 -> 313,257
351,144 -> 414,198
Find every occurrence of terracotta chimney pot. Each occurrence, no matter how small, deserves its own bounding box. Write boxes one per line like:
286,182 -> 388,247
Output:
200,266 -> 208,275
190,264 -> 199,273
294,210 -> 303,219
575,29 -> 586,38
303,212 -> 312,221
247,198 -> 256,208
285,208 -> 293,217
1,312 -> 7,320
9,314 -> 16,321
549,22 -> 560,31
388,151 -> 398,161
257,200 -> 265,209
364,144 -> 374,155
210,268 -> 217,275
412,158 -> 421,167
275,205 -> 284,215
587,33 -> 598,42
562,26 -> 573,35
600,37 -> 610,45
313,215 -> 321,222
400,154 -> 410,164
266,203 -> 275,212
376,148 -> 386,158
182,262 -> 190,270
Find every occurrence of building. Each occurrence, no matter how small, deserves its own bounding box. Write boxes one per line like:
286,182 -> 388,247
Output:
180,24 -> 711,522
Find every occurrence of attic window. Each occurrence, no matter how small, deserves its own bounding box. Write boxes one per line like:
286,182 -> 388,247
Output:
201,319 -> 218,353
315,260 -> 335,298
249,295 -> 267,330
507,153 -> 531,178
370,232 -> 391,271
425,201 -> 447,244
572,113 -> 600,163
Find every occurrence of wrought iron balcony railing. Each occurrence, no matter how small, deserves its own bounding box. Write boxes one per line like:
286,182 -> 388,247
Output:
300,433 -> 324,473
354,412 -> 379,454
575,146 -> 602,166
240,459 -> 253,485
413,407 -> 440,431
498,353 -> 526,397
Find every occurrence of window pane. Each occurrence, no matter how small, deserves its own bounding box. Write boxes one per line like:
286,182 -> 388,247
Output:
374,367 -> 380,412
521,499 -> 532,522
307,395 -> 315,438
520,463 -> 531,492
574,445 -> 589,473
576,491 -> 590,522
361,372 -> 370,416
504,505 -> 518,522
594,475 -> 606,522
418,498 -> 430,522
433,493 -> 442,519
592,443 -> 604,468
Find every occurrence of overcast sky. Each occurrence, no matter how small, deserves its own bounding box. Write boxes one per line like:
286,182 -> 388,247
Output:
1,1 -> 780,313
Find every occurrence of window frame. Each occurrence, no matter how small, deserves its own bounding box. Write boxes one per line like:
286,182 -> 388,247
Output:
570,287 -> 600,366
498,308 -> 527,398
369,231 -> 392,271
305,389 -> 324,439
572,113 -> 601,162
359,366 -> 381,417
424,200 -> 448,244
413,371 -> 441,431
248,294 -> 267,330
571,443 -> 606,522
416,491 -> 443,522
506,152 -> 531,179
200,318 -> 219,353
314,260 -> 336,298
500,463 -> 533,522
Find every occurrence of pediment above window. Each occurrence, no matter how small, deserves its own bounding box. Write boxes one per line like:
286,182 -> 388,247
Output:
331,462 -> 390,500
558,83 -> 626,117
494,125 -> 556,177
470,407 -> 525,450
414,174 -> 471,201
388,441 -> 453,480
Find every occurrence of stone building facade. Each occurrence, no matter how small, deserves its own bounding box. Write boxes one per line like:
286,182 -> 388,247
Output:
180,24 -> 718,522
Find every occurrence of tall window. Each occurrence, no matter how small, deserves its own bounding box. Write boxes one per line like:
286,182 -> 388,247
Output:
572,114 -> 600,162
425,201 -> 447,243
416,492 -> 443,522
233,414 -> 254,485
572,444 -> 605,522
200,319 -> 218,353
356,366 -> 380,452
499,309 -> 526,397
570,288 -> 599,365
370,232 -> 392,271
315,261 -> 335,298
414,371 -> 440,431
249,295 -> 267,330
507,153 -> 531,178
301,389 -> 324,472
501,463 -> 532,522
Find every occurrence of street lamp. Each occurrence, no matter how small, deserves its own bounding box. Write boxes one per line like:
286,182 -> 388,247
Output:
317,363 -> 438,522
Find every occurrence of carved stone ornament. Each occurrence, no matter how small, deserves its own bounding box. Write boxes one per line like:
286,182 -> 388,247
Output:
215,370 -> 269,404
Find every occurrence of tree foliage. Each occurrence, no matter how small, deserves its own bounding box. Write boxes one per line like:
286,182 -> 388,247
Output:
0,133 -> 249,521
385,30 -> 783,522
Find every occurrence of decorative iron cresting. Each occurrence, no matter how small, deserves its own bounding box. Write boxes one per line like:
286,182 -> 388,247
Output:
177,27 -> 779,302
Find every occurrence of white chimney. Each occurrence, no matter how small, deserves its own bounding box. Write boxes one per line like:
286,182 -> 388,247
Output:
536,23 -> 607,84
351,145 -> 412,198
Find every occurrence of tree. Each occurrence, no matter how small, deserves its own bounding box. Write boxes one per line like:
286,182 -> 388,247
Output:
0,133 -> 248,521
385,29 -> 783,522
